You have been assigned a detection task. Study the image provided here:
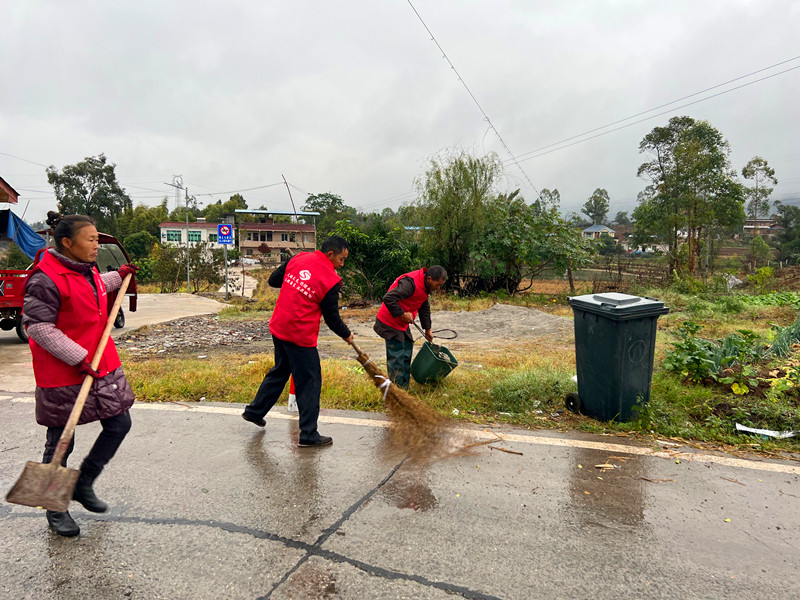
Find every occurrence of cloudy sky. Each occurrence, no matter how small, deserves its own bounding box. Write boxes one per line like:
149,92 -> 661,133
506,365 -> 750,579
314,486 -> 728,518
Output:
2,0 -> 799,225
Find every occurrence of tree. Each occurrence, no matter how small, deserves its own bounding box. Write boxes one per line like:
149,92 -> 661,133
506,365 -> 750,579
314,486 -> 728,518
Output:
742,156 -> 777,236
565,211 -> 591,228
187,242 -> 225,293
46,154 -> 132,236
773,201 -> 800,264
613,211 -> 631,225
582,188 -> 610,225
635,116 -> 744,274
302,192 -> 356,238
597,234 -> 622,256
533,188 -> 561,214
749,235 -> 771,270
123,231 -> 157,260
333,219 -> 416,300
203,193 -> 247,224
414,150 -> 502,292
168,193 -> 199,223
468,190 -> 539,294
3,243 -> 31,269
149,244 -> 185,293
468,190 -> 594,294
118,199 -> 169,239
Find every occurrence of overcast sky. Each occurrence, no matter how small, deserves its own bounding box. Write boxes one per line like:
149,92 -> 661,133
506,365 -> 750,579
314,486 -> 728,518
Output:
2,0 -> 799,226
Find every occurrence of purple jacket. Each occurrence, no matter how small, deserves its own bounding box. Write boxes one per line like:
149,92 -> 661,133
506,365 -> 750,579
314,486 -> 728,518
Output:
23,250 -> 135,427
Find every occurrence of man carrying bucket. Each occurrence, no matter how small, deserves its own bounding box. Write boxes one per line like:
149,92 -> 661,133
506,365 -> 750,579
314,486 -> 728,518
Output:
373,266 -> 447,389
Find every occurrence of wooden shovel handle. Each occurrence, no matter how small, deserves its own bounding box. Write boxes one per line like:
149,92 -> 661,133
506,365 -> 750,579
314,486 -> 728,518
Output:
50,273 -> 133,466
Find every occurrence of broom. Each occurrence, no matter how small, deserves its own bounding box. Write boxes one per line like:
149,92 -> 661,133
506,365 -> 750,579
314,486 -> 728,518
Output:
348,340 -> 473,462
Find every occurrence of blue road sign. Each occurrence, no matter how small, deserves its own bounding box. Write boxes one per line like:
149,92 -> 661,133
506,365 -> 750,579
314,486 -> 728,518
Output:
217,224 -> 234,245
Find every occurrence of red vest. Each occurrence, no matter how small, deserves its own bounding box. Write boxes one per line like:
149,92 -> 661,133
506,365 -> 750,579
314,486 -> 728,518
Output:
29,251 -> 122,387
269,251 -> 342,347
376,268 -> 429,332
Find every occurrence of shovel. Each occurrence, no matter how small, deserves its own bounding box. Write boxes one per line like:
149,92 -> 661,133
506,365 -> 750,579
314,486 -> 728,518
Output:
5,273 -> 133,512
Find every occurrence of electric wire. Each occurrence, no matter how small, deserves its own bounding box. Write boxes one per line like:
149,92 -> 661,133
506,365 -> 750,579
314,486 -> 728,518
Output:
406,0 -> 540,197
190,182 -> 284,197
507,63 -> 800,165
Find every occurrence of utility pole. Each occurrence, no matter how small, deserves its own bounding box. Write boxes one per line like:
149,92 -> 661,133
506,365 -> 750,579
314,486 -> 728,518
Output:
165,176 -> 191,293
184,187 -> 190,293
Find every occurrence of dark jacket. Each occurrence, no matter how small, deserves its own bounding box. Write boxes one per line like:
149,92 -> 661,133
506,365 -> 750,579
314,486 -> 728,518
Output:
373,275 -> 432,342
24,251 -> 135,427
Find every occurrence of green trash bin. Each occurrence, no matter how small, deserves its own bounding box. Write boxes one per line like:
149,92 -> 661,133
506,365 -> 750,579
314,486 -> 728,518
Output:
567,292 -> 669,422
411,341 -> 459,385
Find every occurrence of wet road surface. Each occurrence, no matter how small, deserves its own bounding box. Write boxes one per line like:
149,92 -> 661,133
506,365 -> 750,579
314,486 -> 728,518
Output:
1,398 -> 798,599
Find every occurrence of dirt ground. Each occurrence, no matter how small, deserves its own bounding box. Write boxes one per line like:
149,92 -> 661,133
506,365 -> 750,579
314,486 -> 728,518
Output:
775,265 -> 800,290
118,303 -> 574,360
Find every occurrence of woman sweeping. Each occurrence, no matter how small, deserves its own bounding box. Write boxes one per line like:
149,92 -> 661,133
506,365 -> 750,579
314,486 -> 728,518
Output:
22,211 -> 138,537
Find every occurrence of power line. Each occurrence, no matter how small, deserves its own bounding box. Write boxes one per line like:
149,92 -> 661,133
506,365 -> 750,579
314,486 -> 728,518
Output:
406,0 -> 539,197
190,182 -> 285,197
0,152 -> 49,168
507,62 -> 800,165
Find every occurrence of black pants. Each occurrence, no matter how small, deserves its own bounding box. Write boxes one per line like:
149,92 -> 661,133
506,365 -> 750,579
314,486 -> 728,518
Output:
244,335 -> 323,444
386,337 -> 414,389
43,411 -> 132,478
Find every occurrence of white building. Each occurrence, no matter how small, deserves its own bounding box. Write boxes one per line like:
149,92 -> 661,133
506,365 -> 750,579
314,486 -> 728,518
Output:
158,220 -> 235,249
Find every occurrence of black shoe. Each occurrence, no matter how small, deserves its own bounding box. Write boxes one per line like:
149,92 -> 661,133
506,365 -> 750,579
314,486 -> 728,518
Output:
242,412 -> 266,427
72,472 -> 108,513
46,511 -> 80,537
299,435 -> 333,448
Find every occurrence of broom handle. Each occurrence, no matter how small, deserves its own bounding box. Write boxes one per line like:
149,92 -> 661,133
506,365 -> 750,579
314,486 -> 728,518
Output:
348,338 -> 365,357
50,273 -> 133,467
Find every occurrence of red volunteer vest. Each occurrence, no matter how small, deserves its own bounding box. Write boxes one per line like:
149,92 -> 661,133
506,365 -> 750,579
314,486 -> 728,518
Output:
376,268 -> 429,332
269,251 -> 342,347
29,251 -> 122,387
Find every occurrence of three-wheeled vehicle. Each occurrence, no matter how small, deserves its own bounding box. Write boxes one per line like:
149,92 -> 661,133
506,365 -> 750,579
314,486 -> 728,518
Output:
0,230 -> 137,342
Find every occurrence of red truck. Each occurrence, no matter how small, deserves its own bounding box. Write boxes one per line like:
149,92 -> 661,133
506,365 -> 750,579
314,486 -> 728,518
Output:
0,232 -> 137,342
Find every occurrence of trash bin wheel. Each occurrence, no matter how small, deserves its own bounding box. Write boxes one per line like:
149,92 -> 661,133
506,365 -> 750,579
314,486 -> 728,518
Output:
565,392 -> 582,414
114,308 -> 125,329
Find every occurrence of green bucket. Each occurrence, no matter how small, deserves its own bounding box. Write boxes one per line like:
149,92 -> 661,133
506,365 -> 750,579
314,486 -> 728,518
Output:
411,341 -> 459,384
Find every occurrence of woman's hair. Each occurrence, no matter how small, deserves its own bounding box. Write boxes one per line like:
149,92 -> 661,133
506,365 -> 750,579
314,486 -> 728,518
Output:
46,211 -> 96,253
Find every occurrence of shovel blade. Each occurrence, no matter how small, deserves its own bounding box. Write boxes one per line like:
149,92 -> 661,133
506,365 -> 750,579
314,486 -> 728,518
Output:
5,461 -> 79,512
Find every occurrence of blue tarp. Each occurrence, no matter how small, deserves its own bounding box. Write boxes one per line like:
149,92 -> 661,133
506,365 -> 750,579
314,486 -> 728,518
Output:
1,209 -> 47,260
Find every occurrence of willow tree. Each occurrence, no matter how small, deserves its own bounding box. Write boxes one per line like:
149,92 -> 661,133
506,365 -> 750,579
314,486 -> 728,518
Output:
414,150 -> 502,292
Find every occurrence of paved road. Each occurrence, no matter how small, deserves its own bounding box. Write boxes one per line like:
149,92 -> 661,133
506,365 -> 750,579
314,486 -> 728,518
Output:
1,398 -> 799,599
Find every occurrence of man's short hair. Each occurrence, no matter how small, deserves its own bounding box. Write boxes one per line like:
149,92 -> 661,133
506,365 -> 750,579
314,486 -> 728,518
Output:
320,235 -> 349,254
427,265 -> 447,281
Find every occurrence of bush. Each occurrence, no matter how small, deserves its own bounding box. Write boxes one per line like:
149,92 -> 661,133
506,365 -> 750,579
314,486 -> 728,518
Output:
747,266 -> 776,295
669,271 -> 707,295
713,295 -> 745,314
132,257 -> 154,283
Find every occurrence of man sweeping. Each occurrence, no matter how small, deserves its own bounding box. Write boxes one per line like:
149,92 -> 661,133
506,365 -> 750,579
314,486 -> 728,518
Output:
373,266 -> 447,389
242,236 -> 353,447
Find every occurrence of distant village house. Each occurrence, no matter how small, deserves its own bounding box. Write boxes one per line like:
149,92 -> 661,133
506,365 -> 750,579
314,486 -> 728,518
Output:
581,224 -> 615,239
235,209 -> 318,266
158,219 -> 234,249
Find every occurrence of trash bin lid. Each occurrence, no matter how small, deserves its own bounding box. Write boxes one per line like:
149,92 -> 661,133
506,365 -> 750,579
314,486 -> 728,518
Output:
568,292 -> 669,320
